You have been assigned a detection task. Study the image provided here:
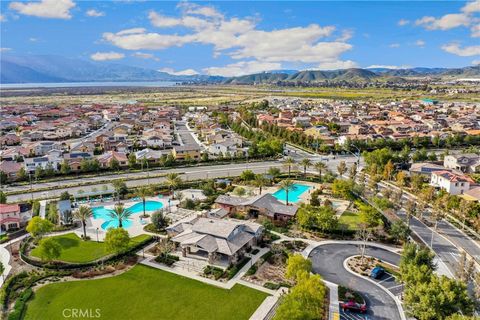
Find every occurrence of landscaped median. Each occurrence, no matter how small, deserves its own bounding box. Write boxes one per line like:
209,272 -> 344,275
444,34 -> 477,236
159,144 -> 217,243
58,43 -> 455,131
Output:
23,264 -> 268,320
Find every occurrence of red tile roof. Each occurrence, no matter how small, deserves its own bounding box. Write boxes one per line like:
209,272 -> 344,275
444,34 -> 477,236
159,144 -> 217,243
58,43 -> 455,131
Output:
0,204 -> 20,214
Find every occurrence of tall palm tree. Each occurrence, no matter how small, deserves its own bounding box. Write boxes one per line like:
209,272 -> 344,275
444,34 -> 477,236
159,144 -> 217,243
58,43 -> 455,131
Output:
279,179 -> 295,205
254,175 -> 268,195
283,157 -> 296,178
136,186 -> 153,217
73,205 -> 92,239
299,158 -> 312,177
108,204 -> 133,228
314,162 -> 327,181
165,173 -> 182,199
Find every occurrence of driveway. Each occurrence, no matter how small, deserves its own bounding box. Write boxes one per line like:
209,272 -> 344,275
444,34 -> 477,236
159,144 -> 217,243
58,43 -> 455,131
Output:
309,243 -> 402,320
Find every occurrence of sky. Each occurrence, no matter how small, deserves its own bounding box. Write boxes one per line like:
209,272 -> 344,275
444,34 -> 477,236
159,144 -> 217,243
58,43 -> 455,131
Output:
1,0 -> 479,76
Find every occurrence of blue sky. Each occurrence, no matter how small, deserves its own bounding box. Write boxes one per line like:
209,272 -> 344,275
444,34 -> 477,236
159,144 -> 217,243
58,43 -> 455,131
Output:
1,0 -> 479,76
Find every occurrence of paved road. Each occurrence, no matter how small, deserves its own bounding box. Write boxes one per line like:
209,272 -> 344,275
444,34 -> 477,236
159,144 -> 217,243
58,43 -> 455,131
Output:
309,243 -> 401,320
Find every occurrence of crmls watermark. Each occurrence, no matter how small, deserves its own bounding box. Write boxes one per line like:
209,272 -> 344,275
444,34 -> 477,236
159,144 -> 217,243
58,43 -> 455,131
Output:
62,309 -> 101,318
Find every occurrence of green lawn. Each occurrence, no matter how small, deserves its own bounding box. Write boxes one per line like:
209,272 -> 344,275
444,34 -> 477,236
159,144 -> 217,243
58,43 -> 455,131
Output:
338,211 -> 362,230
30,233 -> 151,263
24,265 -> 268,320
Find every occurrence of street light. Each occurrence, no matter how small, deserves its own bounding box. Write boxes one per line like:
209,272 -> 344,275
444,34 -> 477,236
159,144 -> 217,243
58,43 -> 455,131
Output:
96,227 -> 99,242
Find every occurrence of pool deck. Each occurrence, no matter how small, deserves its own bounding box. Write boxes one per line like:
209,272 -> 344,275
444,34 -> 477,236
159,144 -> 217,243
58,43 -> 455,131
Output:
85,197 -> 176,240
264,180 -> 322,204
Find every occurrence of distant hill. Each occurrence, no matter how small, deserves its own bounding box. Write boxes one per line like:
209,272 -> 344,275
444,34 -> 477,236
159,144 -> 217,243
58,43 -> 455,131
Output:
0,54 -> 221,84
223,66 -> 480,84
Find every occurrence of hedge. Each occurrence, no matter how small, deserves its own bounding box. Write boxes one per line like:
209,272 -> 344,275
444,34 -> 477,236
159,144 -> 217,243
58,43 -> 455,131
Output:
7,288 -> 33,320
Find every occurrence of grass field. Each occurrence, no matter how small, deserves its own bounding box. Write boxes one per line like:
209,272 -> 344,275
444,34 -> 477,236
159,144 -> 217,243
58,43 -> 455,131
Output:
24,265 -> 268,320
338,211 -> 362,230
30,233 -> 151,263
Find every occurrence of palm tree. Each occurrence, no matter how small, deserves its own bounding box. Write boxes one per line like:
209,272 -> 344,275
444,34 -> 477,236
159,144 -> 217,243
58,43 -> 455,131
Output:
136,186 -> 153,218
254,175 -> 268,195
314,162 -> 326,181
299,158 -> 311,177
283,157 -> 296,178
279,179 -> 295,205
73,206 -> 92,239
165,173 -> 182,199
108,204 -> 133,228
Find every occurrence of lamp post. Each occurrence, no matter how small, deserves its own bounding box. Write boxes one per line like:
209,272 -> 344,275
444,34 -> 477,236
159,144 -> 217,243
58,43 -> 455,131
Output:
29,173 -> 33,201
96,227 -> 99,242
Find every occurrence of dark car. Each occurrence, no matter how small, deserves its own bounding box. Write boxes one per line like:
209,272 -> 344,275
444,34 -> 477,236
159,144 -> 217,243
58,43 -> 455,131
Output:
340,300 -> 367,313
370,266 -> 385,279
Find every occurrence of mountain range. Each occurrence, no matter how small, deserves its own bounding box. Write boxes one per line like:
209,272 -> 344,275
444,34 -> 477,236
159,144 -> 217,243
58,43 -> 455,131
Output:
1,54 -> 479,84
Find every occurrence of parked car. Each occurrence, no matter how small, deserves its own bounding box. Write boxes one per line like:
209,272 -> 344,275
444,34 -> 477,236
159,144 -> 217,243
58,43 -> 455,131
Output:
370,266 -> 385,279
340,300 -> 367,313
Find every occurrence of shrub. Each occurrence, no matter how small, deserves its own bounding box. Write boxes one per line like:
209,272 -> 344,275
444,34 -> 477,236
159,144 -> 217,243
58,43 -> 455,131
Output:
203,266 -> 225,280
8,288 -> 33,320
154,254 -> 179,267
264,282 -> 281,290
251,248 -> 260,255
227,257 -> 251,279
245,265 -> 257,276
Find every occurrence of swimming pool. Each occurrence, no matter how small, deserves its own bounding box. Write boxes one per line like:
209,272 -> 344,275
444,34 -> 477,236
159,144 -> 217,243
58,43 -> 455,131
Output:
272,183 -> 311,203
92,200 -> 164,230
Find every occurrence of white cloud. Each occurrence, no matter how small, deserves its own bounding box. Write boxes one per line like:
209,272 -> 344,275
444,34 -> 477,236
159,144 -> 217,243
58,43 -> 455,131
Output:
86,9 -> 105,17
103,3 -> 353,68
132,52 -> 159,61
441,43 -> 480,56
367,64 -> 411,69
389,43 -> 400,48
471,24 -> 480,37
416,13 -> 471,30
462,0 -> 480,14
472,59 -> 480,65
9,0 -> 75,19
415,39 -> 426,47
398,19 -> 410,26
0,14 -> 6,22
29,37 -> 38,42
315,60 -> 358,70
0,48 -> 12,52
90,51 -> 125,61
159,68 -> 198,76
203,61 -> 281,77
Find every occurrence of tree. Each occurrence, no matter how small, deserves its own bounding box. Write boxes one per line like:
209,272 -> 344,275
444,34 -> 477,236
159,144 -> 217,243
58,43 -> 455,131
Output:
73,206 -> 93,240
128,153 -> 137,168
331,179 -> 354,200
383,160 -> 394,180
274,272 -> 326,320
104,228 -> 130,253
253,175 -> 268,195
0,191 -> 6,204
233,186 -> 246,196
390,220 -> 410,243
34,166 -> 44,180
267,167 -> 281,182
396,171 -> 406,188
349,162 -> 357,180
136,186 -> 153,217
37,237 -> 62,262
283,157 -> 296,177
110,158 -> 120,171
299,158 -> 311,177
405,199 -> 416,227
279,179 -> 295,205
165,173 -> 182,199
239,169 -> 255,181
358,202 -> 381,228
46,203 -> 58,225
112,180 -> 127,203
0,261 -> 4,280
17,167 -> 27,181
59,191 -> 71,201
107,204 -> 133,228
151,211 -> 170,230
60,159 -> 71,175
285,254 -> 312,281
296,205 -> 338,232
337,161 -> 347,177
313,162 -> 326,181
44,163 -> 55,177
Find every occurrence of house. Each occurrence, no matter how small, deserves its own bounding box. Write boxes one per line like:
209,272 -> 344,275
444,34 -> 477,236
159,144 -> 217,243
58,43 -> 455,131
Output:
409,162 -> 448,177
0,133 -> 20,146
172,145 -> 201,161
430,170 -> 474,195
24,155 -> 61,173
167,217 -> 263,265
444,154 -> 480,173
135,148 -> 165,164
0,204 -> 21,232
97,151 -> 128,168
0,161 -> 23,180
215,193 -> 298,223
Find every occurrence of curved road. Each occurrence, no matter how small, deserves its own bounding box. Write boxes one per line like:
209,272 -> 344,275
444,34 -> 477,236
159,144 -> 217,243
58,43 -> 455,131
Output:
309,243 -> 401,320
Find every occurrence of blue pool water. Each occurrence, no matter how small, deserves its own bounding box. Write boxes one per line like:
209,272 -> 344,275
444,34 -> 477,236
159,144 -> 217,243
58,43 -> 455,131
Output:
272,183 -> 311,203
92,200 -> 164,230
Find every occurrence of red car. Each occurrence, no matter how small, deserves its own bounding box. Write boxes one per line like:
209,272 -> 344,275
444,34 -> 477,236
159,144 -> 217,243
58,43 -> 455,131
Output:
340,300 -> 367,313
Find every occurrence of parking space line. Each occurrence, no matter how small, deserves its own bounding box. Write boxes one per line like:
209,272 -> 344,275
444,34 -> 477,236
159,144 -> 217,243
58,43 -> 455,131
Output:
378,275 -> 393,284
